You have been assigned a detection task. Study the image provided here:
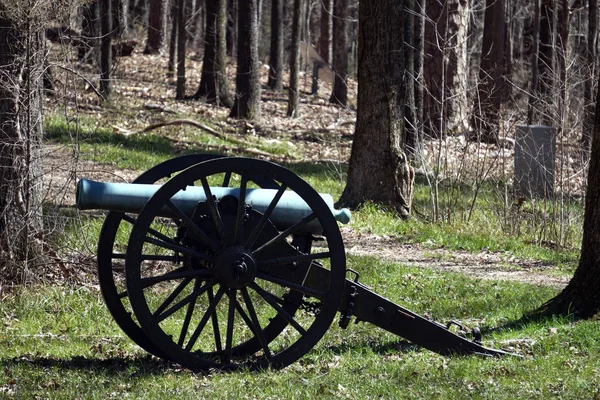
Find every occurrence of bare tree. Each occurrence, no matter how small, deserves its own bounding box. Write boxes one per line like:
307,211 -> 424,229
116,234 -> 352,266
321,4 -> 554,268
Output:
339,0 -> 413,218
0,1 -> 45,277
144,0 -> 164,54
317,0 -> 332,66
287,0 -> 303,117
100,0 -> 113,98
229,0 -> 260,120
472,0 -> 506,144
175,0 -> 186,99
267,0 -> 284,91
582,0 -> 597,152
195,0 -> 233,107
329,0 -> 348,106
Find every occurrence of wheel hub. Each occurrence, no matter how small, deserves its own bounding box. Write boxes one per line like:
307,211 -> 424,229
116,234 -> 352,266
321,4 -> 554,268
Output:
214,247 -> 257,288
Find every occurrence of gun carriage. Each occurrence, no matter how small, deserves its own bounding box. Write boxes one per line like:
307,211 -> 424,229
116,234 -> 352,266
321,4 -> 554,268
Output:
76,154 -> 514,371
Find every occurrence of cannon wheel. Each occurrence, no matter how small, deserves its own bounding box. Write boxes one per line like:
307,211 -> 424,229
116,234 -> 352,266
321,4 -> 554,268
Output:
96,154 -> 280,358
125,157 -> 346,370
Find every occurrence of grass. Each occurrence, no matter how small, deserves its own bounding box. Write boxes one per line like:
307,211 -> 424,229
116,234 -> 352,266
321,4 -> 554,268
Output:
2,256 -> 599,399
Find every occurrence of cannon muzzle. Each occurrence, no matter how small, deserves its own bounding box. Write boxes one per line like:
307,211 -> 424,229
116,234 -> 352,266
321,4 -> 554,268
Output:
76,179 -> 351,233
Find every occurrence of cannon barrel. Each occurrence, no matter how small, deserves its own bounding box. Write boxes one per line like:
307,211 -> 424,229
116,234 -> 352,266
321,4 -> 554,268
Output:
76,179 -> 351,233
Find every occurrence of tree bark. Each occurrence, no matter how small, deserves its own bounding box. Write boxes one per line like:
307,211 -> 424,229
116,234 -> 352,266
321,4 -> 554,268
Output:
100,0 -> 113,98
404,0 -> 419,159
338,0 -> 413,218
287,0 -> 302,117
0,6 -> 45,275
229,0 -> 260,120
267,0 -> 284,91
329,0 -> 348,106
534,64 -> 600,319
472,0 -> 506,144
144,0 -> 164,54
195,0 -> 233,107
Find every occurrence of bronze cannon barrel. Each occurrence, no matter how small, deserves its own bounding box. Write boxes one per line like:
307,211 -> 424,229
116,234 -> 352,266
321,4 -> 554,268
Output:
76,179 -> 351,233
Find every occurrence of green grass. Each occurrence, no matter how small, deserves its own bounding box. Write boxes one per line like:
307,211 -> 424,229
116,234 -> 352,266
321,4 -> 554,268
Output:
2,257 -> 599,399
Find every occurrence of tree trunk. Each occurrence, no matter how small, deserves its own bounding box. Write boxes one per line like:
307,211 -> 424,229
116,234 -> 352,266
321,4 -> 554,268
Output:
168,0 -> 177,75
329,0 -> 348,106
267,0 -> 284,91
195,0 -> 233,107
472,0 -> 506,144
338,0 -> 413,218
535,64 -> 600,319
228,0 -> 260,120
79,2 -> 99,63
100,0 -> 113,98
287,0 -> 302,117
317,0 -> 332,66
226,0 -> 237,57
176,0 -> 186,99
144,0 -> 164,54
423,0 -> 469,137
404,0 -> 419,159
0,6 -> 45,276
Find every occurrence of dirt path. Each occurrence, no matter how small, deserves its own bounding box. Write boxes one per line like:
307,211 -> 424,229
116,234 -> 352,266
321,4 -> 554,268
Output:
341,228 -> 569,288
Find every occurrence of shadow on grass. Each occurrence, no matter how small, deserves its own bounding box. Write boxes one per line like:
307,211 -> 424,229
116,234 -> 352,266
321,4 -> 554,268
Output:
1,354 -> 174,376
325,338 -> 421,356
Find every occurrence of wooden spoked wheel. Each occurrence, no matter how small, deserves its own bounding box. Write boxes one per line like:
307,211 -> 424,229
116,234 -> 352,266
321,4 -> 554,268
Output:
125,157 -> 346,370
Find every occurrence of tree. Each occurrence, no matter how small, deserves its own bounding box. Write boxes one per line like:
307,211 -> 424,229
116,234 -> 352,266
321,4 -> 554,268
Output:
287,0 -> 303,117
194,0 -> 233,107
0,2 -> 45,276
267,0 -> 283,91
338,0 -> 413,218
143,0 -> 164,54
229,0 -> 260,120
100,0 -> 113,98
582,0 -> 597,153
329,0 -> 348,106
535,65 -> 600,319
175,0 -> 186,99
472,0 -> 506,144
423,0 -> 469,137
317,0 -> 332,66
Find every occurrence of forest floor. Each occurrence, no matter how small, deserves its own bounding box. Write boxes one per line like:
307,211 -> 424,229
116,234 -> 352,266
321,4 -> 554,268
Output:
42,44 -> 574,289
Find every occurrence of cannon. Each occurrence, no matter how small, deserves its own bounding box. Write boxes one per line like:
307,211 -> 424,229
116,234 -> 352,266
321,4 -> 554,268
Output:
76,154 -> 515,371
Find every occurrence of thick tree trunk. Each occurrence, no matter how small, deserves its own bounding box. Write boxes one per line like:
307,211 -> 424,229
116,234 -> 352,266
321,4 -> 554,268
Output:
329,0 -> 348,106
472,0 -> 506,144
0,8 -> 44,275
423,0 -> 469,137
195,0 -> 233,107
287,0 -> 302,117
100,0 -> 113,98
229,0 -> 260,120
267,0 -> 283,91
338,0 -> 413,218
535,65 -> 600,318
144,0 -> 164,54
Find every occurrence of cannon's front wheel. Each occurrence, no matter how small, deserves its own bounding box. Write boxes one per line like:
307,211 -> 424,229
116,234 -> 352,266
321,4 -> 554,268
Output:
125,158 -> 346,370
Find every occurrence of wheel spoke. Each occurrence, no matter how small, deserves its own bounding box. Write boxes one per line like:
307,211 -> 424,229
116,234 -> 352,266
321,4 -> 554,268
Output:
252,213 -> 317,254
224,288 -> 237,364
178,279 -> 201,346
250,282 -> 307,336
259,251 -> 330,267
244,184 -> 287,249
144,235 -> 212,261
185,284 -> 226,351
140,267 -> 213,287
154,279 -> 217,323
221,171 -> 232,187
256,271 -> 327,299
207,286 -> 223,353
165,199 -> 220,253
152,277 -> 193,320
234,174 -> 248,246
240,288 -> 272,359
200,176 -> 229,246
